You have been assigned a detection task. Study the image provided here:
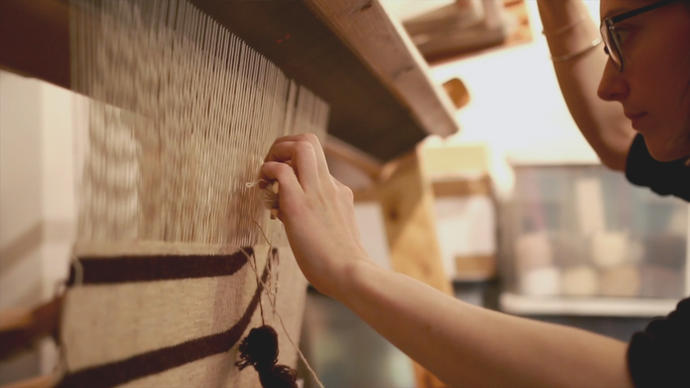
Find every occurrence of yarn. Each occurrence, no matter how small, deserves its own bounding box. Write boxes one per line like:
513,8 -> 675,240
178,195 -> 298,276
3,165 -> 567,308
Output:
236,325 -> 298,388
246,179 -> 280,219
238,222 -> 327,388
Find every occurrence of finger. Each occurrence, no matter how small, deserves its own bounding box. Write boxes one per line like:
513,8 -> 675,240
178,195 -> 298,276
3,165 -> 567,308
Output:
260,161 -> 304,215
336,180 -> 354,202
264,141 -> 319,189
267,133 -> 329,177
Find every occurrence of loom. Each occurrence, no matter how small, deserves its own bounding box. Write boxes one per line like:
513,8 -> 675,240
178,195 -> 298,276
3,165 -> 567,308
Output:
0,0 -> 459,387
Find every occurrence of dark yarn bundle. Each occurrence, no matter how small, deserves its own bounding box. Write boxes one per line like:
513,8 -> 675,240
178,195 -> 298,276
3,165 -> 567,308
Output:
236,325 -> 298,388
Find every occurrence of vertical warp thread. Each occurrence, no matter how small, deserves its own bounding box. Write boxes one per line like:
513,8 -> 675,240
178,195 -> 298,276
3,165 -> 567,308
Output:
67,1 -> 330,386
237,223 -> 327,388
69,0 -> 329,249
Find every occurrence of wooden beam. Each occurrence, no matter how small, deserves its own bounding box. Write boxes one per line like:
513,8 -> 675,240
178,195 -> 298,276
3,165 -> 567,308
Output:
192,0 -> 460,160
442,78 -> 470,110
0,0 -> 459,161
0,0 -> 70,89
303,0 -> 459,138
0,375 -> 57,388
377,150 -> 452,388
324,135 -> 384,181
0,297 -> 63,361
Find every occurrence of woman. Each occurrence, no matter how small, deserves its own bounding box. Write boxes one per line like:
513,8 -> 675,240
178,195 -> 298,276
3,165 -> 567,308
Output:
541,0 -> 690,200
260,0 -> 690,386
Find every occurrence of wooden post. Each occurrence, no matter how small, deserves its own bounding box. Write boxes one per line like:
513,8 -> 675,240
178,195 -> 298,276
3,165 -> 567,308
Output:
377,149 -> 452,388
0,375 -> 56,388
0,296 -> 63,361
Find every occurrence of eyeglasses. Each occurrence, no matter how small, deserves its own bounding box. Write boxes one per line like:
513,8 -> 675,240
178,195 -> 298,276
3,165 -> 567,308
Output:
600,0 -> 683,71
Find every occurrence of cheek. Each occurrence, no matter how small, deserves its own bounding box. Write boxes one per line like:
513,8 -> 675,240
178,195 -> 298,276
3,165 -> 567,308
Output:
677,50 -> 690,132
675,24 -> 690,109
670,54 -> 690,158
683,50 -> 690,108
632,40 -> 690,114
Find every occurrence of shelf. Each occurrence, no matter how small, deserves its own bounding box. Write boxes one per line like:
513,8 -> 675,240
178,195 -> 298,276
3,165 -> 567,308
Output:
499,292 -> 679,317
0,0 -> 460,161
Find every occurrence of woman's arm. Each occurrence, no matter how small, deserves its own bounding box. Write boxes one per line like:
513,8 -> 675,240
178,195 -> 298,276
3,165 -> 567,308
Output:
537,0 -> 635,171
345,259 -> 633,388
261,134 -> 634,388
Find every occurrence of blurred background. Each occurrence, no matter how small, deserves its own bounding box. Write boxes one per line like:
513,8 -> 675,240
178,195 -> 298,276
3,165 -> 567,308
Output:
300,1 -> 689,387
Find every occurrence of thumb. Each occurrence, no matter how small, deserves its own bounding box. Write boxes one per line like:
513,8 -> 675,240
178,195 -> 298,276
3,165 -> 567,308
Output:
260,161 -> 304,217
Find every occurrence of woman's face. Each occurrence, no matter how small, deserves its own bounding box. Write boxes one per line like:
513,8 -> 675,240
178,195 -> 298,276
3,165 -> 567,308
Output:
598,0 -> 690,161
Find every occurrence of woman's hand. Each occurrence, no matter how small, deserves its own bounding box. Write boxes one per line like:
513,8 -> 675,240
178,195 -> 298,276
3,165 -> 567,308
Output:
260,133 -> 369,298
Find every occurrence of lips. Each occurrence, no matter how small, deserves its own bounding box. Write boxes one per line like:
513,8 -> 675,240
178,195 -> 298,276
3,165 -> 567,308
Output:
624,111 -> 648,130
624,111 -> 647,120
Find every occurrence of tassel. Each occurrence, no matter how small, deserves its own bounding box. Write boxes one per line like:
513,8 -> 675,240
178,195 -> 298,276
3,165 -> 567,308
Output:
236,325 -> 298,388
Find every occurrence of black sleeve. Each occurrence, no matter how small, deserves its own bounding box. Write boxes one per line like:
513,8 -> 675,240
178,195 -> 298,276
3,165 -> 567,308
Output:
625,134 -> 690,202
627,297 -> 690,387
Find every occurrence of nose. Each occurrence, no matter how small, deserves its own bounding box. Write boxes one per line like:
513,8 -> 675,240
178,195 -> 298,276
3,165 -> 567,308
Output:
597,58 -> 629,102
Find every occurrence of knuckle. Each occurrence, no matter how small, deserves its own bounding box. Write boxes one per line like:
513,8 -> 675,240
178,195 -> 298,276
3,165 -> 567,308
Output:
342,186 -> 354,201
297,133 -> 321,148
270,137 -> 286,149
296,141 -> 314,154
274,162 -> 293,179
305,133 -> 320,144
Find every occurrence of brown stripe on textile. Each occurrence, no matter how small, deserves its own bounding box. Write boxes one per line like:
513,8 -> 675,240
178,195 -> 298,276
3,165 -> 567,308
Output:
56,258 -> 272,388
66,248 -> 253,285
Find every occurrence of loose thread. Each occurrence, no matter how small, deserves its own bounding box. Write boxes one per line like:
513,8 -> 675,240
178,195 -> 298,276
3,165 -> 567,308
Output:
53,251 -> 84,383
240,220 -> 327,388
247,179 -> 280,219
245,179 -> 267,189
242,247 -> 265,325
70,254 -> 85,287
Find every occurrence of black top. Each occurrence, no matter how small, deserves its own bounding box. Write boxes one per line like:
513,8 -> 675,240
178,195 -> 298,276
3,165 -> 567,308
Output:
625,134 -> 690,201
625,134 -> 689,387
627,298 -> 690,387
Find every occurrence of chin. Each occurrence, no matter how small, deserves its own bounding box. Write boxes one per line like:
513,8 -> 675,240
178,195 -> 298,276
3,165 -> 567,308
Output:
643,134 -> 690,162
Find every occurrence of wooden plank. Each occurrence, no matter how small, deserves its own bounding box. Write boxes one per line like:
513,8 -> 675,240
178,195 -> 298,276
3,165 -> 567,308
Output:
377,150 -> 453,388
302,0 -> 459,138
425,0 -> 534,63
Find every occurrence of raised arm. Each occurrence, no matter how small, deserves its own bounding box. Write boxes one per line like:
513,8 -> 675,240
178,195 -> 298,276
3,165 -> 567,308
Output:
537,0 -> 635,171
261,134 -> 634,388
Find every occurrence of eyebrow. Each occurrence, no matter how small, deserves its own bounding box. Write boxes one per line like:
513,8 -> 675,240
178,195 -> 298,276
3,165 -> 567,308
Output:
601,7 -> 629,21
601,0 -> 680,21
601,3 -> 644,21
